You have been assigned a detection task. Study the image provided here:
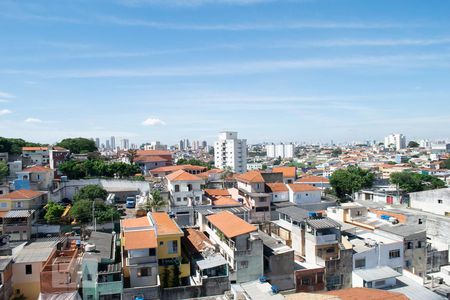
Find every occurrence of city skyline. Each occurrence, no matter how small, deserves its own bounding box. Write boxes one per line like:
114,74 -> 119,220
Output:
1,0 -> 450,144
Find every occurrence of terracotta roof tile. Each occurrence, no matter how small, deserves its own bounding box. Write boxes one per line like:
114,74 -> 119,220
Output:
204,189 -> 231,197
136,150 -> 173,156
184,228 -> 214,254
123,229 -> 157,250
134,155 -> 170,163
22,166 -> 53,173
288,183 -> 321,192
207,211 -> 256,238
22,147 -> 48,151
272,166 -> 296,178
236,170 -> 265,183
165,169 -> 202,182
212,196 -> 241,207
121,217 -> 150,229
266,182 -> 288,192
324,287 -> 408,300
297,175 -> 329,183
0,190 -> 44,200
151,212 -> 183,236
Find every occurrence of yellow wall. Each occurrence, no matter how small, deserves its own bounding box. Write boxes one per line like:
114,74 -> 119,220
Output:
13,281 -> 41,300
156,234 -> 182,259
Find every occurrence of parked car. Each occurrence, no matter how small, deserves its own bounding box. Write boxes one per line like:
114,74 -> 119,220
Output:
126,197 -> 136,209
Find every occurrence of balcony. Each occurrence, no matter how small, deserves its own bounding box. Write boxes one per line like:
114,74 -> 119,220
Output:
127,256 -> 157,266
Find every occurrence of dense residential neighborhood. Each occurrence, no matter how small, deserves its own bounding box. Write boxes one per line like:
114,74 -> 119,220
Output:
0,132 -> 449,299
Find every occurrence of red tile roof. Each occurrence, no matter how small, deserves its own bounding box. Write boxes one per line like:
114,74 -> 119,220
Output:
288,183 -> 321,192
266,182 -> 288,192
166,169 -> 202,182
184,228 -> 214,254
212,196 -> 241,207
22,147 -> 48,151
272,166 -> 296,178
134,155 -> 170,163
151,212 -> 183,236
0,189 -> 44,200
123,229 -> 157,250
22,166 -> 53,173
236,170 -> 265,183
296,175 -> 329,183
151,164 -> 206,174
121,217 -> 151,229
207,211 -> 257,238
324,287 -> 408,300
204,189 -> 231,197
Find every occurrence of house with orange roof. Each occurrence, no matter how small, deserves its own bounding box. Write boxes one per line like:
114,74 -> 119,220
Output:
15,165 -> 54,190
296,175 -> 330,190
134,150 -> 174,175
272,166 -> 297,184
0,189 -> 47,212
287,184 -> 321,205
166,169 -> 204,208
150,164 -> 207,178
203,210 -> 263,283
21,146 -> 50,166
236,171 -> 271,223
120,212 -> 190,298
266,182 -> 289,203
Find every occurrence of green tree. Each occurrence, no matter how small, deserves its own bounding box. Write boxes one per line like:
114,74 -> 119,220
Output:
390,172 -> 446,193
261,164 -> 268,170
329,166 -> 375,200
44,202 -> 65,224
0,137 -> 44,155
73,185 -> 108,202
56,137 -> 97,154
440,158 -> 450,169
0,161 -> 8,182
331,148 -> 342,157
147,190 -> 167,212
69,199 -> 93,224
408,141 -> 420,148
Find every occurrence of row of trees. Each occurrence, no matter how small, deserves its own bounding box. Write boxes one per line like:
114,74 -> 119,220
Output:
176,158 -> 214,169
59,159 -> 141,179
56,137 -> 97,154
329,165 -> 447,201
0,137 -> 45,155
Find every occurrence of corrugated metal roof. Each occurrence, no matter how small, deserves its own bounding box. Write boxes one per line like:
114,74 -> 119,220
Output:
4,209 -> 35,218
196,254 -> 227,270
277,206 -> 309,222
306,217 -> 341,229
353,266 -> 400,282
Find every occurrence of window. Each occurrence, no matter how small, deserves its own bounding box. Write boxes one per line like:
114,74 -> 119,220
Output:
138,267 -> 151,277
174,185 -> 180,192
389,249 -> 401,259
168,240 -> 178,254
374,280 -> 385,287
355,258 -> 366,269
418,218 -> 423,224
301,277 -> 310,285
326,247 -> 335,253
149,248 -> 156,256
438,199 -> 443,204
240,261 -> 248,269
0,203 -> 7,208
159,241 -> 164,246
183,197 -> 187,202
417,241 -> 423,248
25,264 -> 32,275
407,242 -> 413,249
187,184 -> 192,191
406,260 -> 411,268
87,273 -> 92,281
195,197 -> 200,201
16,202 -> 23,208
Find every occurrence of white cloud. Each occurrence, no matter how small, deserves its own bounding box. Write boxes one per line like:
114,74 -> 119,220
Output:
0,91 -> 15,102
24,117 -> 43,123
0,109 -> 12,116
142,117 -> 166,126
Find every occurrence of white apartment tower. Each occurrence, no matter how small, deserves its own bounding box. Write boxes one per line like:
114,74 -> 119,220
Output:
214,131 -> 247,173
384,133 -> 406,150
266,143 -> 295,159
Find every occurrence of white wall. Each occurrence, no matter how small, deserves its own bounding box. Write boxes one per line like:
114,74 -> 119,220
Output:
289,189 -> 321,205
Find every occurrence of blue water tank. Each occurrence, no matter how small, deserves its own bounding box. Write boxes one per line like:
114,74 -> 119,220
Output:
308,212 -> 317,218
271,285 -> 279,294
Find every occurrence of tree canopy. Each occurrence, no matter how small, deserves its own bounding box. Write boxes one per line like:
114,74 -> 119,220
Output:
73,185 -> 108,202
390,172 -> 446,193
141,190 -> 167,212
331,148 -> 343,157
440,158 -> 450,170
0,161 -> 8,182
407,141 -> 420,148
329,166 -> 375,200
70,199 -> 119,225
59,159 -> 141,179
44,202 -> 65,224
56,137 -> 97,154
0,137 -> 45,155
176,158 -> 213,169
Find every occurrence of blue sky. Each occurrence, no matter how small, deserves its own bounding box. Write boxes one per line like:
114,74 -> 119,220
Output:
1,0 -> 450,145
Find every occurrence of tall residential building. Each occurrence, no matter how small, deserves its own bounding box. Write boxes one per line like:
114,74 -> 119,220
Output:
384,133 -> 406,150
110,136 -> 116,150
179,140 -> 185,151
202,140 -> 207,149
214,131 -> 247,173
266,143 -> 295,158
143,141 -> 168,151
106,140 -> 110,150
95,138 -> 100,148
121,138 -> 130,150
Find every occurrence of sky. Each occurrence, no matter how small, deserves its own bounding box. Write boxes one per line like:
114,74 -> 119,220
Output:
1,0 -> 450,145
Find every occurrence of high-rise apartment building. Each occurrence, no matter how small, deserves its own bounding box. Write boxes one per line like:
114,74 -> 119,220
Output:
266,143 -> 295,159
110,136 -> 116,150
179,140 -> 185,151
95,138 -> 100,148
214,131 -> 247,173
121,139 -> 130,150
384,133 -> 406,150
